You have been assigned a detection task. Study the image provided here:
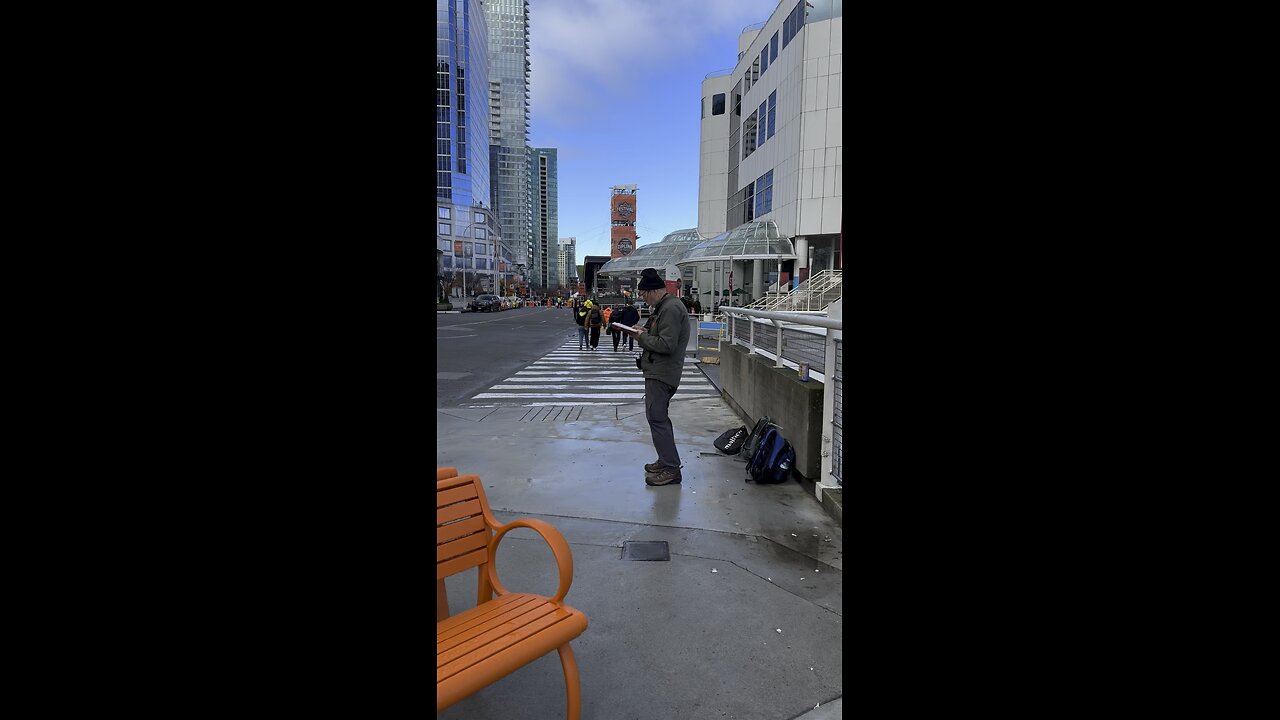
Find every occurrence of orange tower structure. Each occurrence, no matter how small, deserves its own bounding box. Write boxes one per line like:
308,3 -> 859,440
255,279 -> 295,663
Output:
610,184 -> 638,259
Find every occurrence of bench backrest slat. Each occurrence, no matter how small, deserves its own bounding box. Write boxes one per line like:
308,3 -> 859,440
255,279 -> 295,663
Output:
437,547 -> 488,580
438,524 -> 490,561
437,474 -> 494,581
439,499 -> 482,525
438,515 -> 487,545
438,483 -> 479,508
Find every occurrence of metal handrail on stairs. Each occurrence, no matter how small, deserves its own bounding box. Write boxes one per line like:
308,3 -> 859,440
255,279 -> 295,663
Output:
748,269 -> 842,312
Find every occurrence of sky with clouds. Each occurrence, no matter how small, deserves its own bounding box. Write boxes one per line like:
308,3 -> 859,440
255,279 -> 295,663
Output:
528,0 -> 784,264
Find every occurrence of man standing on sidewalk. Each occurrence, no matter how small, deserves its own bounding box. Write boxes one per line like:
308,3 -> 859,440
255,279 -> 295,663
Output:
620,268 -> 690,486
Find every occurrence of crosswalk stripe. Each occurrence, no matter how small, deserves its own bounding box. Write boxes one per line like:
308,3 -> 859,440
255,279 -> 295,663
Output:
474,392 -> 717,399
525,359 -> 689,364
522,402 -> 632,406
473,392 -> 647,399
513,371 -> 703,376
488,381 -> 716,386
464,340 -> 716,406
505,377 -> 705,382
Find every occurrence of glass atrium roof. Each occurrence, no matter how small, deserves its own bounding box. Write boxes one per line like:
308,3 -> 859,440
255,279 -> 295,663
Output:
676,221 -> 797,264
598,228 -> 708,275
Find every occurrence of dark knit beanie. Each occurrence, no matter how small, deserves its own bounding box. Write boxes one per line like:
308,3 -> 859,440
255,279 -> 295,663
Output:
638,268 -> 664,291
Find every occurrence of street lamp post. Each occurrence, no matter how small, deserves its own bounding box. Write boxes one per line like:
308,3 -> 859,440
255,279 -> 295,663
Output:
436,249 -> 444,304
455,216 -> 498,299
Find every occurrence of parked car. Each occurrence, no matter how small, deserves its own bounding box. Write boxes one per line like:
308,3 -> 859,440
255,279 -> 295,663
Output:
468,294 -> 502,312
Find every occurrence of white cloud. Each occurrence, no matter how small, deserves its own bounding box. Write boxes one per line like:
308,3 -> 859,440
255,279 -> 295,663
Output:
529,0 -> 782,127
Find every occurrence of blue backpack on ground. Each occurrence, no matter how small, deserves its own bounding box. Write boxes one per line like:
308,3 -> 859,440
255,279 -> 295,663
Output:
739,415 -> 777,460
745,427 -> 796,484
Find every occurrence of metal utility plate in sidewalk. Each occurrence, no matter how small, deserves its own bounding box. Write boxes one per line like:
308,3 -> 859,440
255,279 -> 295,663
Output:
620,541 -> 670,561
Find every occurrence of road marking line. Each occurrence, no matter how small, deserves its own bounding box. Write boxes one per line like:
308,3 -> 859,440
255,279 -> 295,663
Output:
473,392 -> 648,399
488,381 -> 716,386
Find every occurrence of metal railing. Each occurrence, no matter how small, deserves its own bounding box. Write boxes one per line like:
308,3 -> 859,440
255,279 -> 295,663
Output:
831,338 -> 842,485
722,303 -> 843,489
748,269 -> 842,312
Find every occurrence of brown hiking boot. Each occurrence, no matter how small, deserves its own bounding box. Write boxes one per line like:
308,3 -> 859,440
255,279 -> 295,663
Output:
644,461 -> 663,473
646,467 -> 682,486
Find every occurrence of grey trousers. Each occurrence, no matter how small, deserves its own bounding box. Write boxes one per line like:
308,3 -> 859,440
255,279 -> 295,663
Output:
645,378 -> 680,469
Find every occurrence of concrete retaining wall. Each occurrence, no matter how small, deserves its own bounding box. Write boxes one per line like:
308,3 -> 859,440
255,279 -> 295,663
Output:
720,344 -> 825,479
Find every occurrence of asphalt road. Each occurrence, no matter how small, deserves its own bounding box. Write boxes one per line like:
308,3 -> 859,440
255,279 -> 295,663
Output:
435,306 -> 579,407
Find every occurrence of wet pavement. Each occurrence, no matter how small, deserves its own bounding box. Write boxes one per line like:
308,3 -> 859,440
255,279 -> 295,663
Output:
437,390 -> 843,719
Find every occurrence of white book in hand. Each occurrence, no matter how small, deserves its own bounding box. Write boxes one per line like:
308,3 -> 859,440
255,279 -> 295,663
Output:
611,322 -> 639,333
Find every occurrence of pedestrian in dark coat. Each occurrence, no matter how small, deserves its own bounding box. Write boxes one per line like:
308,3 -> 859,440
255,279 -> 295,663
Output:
614,303 -> 640,352
585,302 -> 604,350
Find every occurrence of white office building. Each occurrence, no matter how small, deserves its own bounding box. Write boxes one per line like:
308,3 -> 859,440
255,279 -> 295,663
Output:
697,0 -> 842,301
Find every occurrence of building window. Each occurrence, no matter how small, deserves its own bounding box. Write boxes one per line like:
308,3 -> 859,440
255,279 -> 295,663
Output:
742,109 -> 758,159
475,212 -> 485,222
760,47 -> 769,76
755,170 -> 774,217
712,93 -> 725,115
439,207 -> 451,219
744,72 -> 751,94
745,181 -> 756,222
757,101 -> 767,148
474,227 -> 487,240
783,1 -> 805,49
768,90 -> 777,138
456,65 -> 467,176
771,31 -> 779,61
752,57 -> 760,84
733,92 -> 741,117
443,256 -> 454,268
439,223 -> 451,235
440,240 -> 451,252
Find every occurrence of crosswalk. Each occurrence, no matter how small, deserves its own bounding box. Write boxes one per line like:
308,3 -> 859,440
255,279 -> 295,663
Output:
463,338 -> 719,407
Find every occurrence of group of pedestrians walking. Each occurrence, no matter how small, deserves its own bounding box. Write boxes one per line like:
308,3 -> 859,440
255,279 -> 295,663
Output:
573,299 -> 641,352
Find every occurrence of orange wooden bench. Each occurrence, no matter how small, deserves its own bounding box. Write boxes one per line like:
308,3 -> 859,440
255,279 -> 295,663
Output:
437,467 -> 589,718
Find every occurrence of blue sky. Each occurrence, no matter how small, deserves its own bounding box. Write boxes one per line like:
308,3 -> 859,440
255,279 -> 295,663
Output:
528,0 -> 784,262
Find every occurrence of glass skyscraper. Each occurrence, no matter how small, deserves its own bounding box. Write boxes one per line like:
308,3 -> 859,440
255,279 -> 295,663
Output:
438,0 -> 513,299
484,0 -> 532,282
558,237 -> 576,293
437,0 -> 490,208
530,147 -> 559,290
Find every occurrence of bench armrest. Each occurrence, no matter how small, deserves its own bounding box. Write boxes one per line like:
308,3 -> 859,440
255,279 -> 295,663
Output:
486,519 -> 574,604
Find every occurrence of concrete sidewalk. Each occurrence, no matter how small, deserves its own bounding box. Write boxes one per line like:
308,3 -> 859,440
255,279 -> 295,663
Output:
437,394 -> 842,720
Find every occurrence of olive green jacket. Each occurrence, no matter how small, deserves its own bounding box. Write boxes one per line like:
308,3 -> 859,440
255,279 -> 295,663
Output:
637,294 -> 690,388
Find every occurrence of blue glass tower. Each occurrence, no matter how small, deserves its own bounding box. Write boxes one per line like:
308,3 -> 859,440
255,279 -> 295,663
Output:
437,0 -> 490,209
